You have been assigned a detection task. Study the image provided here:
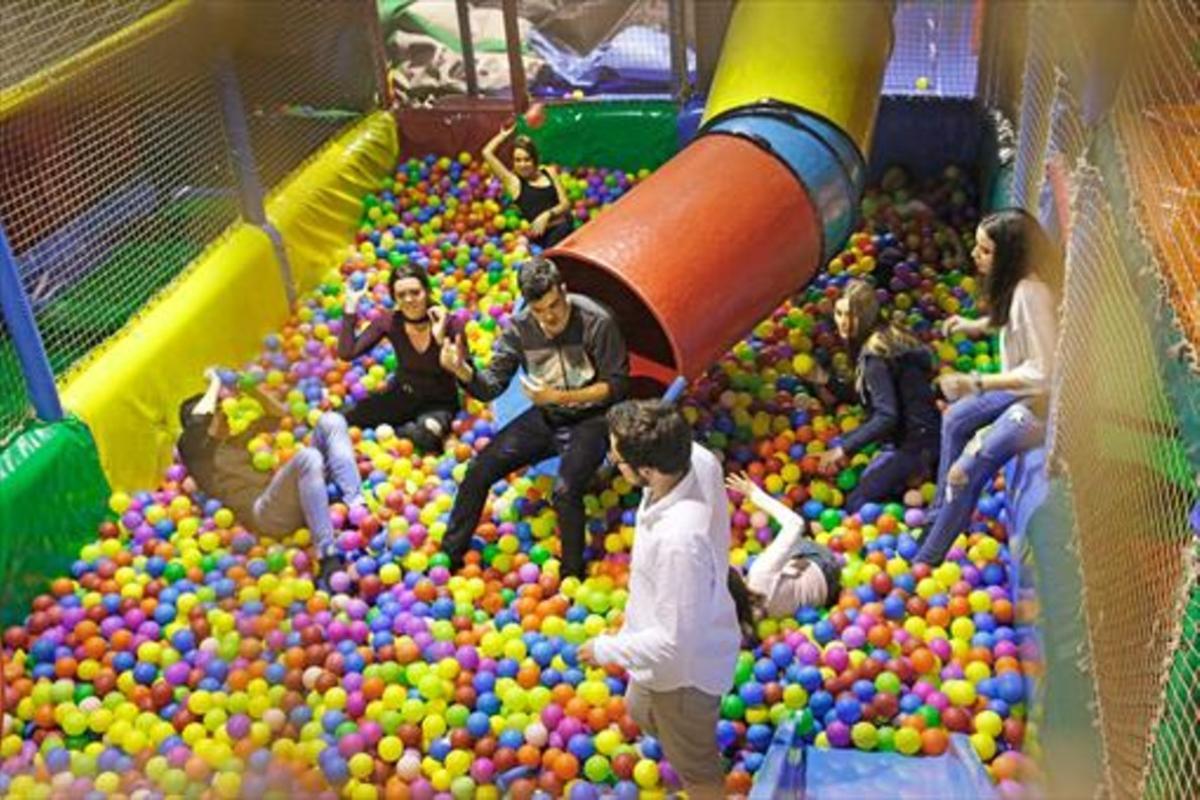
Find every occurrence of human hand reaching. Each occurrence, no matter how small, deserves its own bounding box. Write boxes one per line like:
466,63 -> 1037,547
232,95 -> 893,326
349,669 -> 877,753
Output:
343,285 -> 367,316
725,471 -> 758,500
439,335 -> 470,381
817,447 -> 845,474
939,372 -> 974,401
520,375 -> 561,406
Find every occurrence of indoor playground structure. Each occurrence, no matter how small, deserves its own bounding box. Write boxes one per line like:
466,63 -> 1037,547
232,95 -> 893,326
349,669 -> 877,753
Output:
1,1 -> 1197,799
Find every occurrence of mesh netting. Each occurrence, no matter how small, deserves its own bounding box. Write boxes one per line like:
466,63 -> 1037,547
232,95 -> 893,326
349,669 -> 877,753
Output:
224,0 -> 381,191
0,1 -> 383,393
980,2 -> 1200,797
0,0 -> 174,90
1052,163 -> 1199,799
1110,0 -> 1200,357
0,315 -> 31,443
1009,4 -> 1057,212
882,0 -> 981,97
0,1 -> 239,380
976,0 -> 1028,120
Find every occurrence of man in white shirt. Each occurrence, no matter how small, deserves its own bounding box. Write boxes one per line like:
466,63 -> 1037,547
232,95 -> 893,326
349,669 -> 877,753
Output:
579,400 -> 739,800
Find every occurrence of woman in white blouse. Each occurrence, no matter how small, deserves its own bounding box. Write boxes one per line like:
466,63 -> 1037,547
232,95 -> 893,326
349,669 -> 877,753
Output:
915,208 -> 1061,565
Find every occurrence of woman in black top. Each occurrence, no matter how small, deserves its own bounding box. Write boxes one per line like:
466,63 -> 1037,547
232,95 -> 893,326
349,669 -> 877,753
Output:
815,279 -> 942,512
482,123 -> 572,248
337,264 -> 463,450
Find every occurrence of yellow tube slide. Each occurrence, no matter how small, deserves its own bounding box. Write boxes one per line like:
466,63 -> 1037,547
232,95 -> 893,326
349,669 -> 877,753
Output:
704,0 -> 894,153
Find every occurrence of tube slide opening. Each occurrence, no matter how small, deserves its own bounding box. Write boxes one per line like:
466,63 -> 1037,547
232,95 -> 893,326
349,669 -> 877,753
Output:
552,253 -> 678,396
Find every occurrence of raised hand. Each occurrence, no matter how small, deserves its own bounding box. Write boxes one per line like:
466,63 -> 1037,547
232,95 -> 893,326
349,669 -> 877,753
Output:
343,285 -> 368,315
440,335 -> 470,381
724,471 -> 758,499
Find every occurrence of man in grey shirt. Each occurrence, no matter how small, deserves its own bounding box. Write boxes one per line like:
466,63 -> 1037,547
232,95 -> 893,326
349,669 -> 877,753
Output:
439,257 -> 629,578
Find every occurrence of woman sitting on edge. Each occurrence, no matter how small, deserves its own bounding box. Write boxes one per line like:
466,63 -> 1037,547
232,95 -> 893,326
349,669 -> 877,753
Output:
916,208 -> 1061,565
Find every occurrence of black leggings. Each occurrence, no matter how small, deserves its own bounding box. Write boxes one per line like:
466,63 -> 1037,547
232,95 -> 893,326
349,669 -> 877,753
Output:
344,388 -> 456,452
533,219 -> 573,249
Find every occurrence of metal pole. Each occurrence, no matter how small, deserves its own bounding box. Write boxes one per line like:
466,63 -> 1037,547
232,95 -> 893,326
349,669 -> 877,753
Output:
456,0 -> 480,97
214,51 -> 296,306
364,0 -> 394,108
668,0 -> 690,103
501,0 -> 529,114
0,221 -> 63,422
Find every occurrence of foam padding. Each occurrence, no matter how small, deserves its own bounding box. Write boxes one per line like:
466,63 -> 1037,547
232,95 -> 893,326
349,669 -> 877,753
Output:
59,226 -> 287,491
266,110 -> 399,294
0,417 -> 110,625
515,100 -> 679,173
59,112 -> 399,491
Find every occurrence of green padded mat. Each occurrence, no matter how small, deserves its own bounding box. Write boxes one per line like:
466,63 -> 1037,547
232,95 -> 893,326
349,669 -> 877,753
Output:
0,416 -> 110,626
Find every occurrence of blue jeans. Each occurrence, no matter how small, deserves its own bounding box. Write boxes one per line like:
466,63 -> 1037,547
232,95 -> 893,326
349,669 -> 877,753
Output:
845,438 -> 939,513
915,392 -> 1045,564
253,413 -> 362,553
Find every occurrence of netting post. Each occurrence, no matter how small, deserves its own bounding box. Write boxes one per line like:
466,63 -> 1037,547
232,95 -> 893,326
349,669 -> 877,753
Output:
501,0 -> 529,114
363,0 -> 394,108
455,0 -> 480,98
668,0 -> 691,103
0,222 -> 62,423
214,51 -> 296,306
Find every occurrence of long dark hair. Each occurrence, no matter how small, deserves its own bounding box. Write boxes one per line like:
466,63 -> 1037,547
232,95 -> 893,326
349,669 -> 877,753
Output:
388,263 -> 432,301
978,208 -> 1060,328
512,134 -> 540,167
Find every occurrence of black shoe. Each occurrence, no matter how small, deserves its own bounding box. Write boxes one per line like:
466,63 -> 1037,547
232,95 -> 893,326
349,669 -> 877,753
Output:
317,553 -> 342,591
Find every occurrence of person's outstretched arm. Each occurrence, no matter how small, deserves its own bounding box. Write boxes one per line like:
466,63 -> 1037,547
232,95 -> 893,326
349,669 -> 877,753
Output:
482,123 -> 519,198
337,286 -> 391,360
726,472 -> 806,596
442,324 -> 522,402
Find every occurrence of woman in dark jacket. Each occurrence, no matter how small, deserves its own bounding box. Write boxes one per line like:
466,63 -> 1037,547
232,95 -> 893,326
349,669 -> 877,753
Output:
817,279 -> 942,512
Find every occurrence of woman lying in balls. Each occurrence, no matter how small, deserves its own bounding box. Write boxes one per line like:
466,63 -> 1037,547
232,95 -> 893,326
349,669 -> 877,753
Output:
176,368 -> 364,587
724,471 -> 841,644
812,279 -> 942,512
338,263 -> 465,451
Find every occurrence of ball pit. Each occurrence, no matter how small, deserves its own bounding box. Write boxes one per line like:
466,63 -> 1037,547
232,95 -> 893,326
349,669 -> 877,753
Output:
0,156 -> 1041,799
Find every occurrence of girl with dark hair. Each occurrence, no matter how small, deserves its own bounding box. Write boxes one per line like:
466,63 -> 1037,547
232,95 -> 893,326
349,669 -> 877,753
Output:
816,279 -> 942,511
915,208 -> 1061,564
482,122 -> 573,247
337,264 -> 463,450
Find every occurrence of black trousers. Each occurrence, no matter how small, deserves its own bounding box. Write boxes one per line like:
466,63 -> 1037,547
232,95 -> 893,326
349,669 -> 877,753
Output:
534,219 -> 573,249
442,407 -> 608,578
345,387 -> 456,452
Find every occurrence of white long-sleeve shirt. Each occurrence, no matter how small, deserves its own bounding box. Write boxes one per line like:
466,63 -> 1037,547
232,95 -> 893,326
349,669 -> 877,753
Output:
744,486 -> 828,617
999,278 -> 1058,396
592,444 -> 740,695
